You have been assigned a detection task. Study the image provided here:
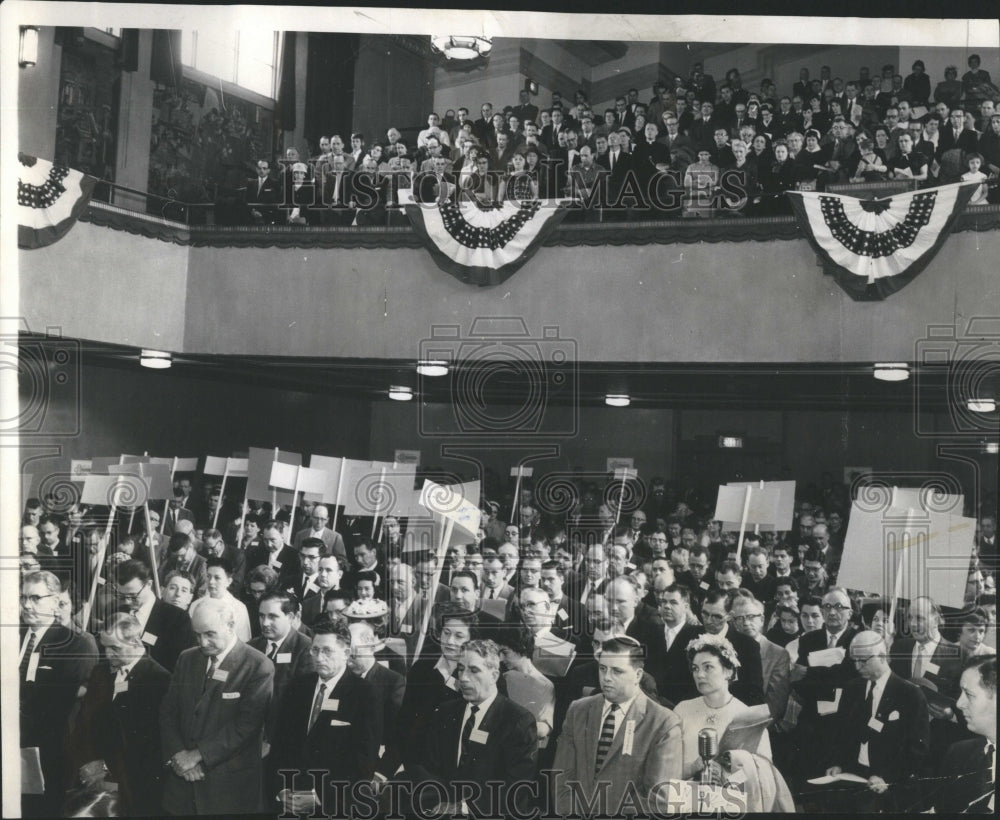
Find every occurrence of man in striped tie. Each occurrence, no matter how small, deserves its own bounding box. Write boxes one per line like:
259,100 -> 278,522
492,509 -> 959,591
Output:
553,635 -> 683,817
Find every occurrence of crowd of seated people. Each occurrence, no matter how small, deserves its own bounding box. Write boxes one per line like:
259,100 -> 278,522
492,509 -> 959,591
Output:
237,53 -> 1000,226
17,463 -> 998,816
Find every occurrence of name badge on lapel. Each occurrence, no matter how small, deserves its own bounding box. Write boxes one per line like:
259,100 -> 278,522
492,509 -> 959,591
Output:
113,681 -> 129,697
222,691 -> 240,700
212,669 -> 229,682
558,608 -> 569,621
924,661 -> 940,676
469,728 -> 489,745
400,625 -> 412,634
142,632 -> 158,646
321,699 -> 340,711
276,653 -> 292,664
867,716 -> 884,733
623,720 -> 636,756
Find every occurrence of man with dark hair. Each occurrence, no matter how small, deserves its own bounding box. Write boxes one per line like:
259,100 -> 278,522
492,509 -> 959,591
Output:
653,579 -> 701,705
302,553 -> 346,626
158,531 -> 208,598
539,559 -> 585,635
929,654 -> 997,813
554,635 -> 682,815
246,520 -> 302,591
698,589 -> 765,705
271,621 -> 379,815
292,537 -> 325,602
116,558 -> 196,671
743,546 -> 776,602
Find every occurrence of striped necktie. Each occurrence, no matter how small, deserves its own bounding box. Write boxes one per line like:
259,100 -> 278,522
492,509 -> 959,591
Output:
595,703 -> 619,774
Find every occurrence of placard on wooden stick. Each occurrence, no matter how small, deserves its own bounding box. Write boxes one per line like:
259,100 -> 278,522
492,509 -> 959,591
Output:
726,480 -> 796,531
247,447 -> 301,504
714,485 -> 781,529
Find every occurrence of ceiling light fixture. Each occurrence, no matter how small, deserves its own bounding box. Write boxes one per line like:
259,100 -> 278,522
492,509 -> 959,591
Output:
430,35 -> 493,61
19,26 -> 39,68
416,360 -> 449,377
140,349 -> 171,369
605,394 -> 630,407
967,398 -> 997,413
984,441 -> 999,455
873,363 -> 910,382
388,386 -> 413,401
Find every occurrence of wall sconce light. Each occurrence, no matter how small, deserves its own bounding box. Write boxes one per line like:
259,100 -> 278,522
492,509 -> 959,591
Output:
20,26 -> 40,68
140,349 -> 172,369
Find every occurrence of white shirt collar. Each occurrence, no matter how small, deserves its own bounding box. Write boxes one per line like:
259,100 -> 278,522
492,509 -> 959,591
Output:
435,655 -> 457,681
212,634 -> 239,669
134,595 -> 155,631
316,666 -> 346,698
117,657 -> 142,679
602,693 -> 638,723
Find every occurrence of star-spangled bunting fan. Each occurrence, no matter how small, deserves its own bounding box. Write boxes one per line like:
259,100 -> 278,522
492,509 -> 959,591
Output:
17,153 -> 98,249
786,182 -> 978,301
404,194 -> 571,286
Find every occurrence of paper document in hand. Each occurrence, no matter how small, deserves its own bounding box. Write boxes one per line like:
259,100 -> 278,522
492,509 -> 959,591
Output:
533,633 -> 576,677
807,772 -> 870,785
719,707 -> 772,755
480,597 -> 507,621
808,646 -> 846,667
816,688 -> 843,716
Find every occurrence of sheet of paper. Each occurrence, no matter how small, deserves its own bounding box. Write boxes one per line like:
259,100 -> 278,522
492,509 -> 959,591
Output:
807,772 -> 869,785
816,688 -> 843,716
808,647 -> 846,667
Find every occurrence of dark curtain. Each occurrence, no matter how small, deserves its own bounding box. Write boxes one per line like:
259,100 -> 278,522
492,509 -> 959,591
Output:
150,29 -> 182,88
276,32 -> 297,129
304,33 -> 359,149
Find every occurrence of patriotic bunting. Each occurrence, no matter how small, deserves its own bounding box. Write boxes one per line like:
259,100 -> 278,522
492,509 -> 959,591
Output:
787,182 -> 979,301
404,195 -> 571,286
18,153 -> 98,249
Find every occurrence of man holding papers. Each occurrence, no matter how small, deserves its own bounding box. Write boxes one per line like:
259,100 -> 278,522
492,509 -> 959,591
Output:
792,587 -> 861,780
821,630 -> 929,811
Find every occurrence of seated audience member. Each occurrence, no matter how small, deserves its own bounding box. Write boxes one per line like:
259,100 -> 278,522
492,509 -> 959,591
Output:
683,148 -> 720,215
731,591 -> 791,727
245,157 -> 280,225
888,132 -> 929,182
817,630 -> 930,812
494,626 -> 556,752
962,151 -> 989,205
766,603 -> 801,648
283,162 -> 318,225
849,134 -> 889,181
699,589 -> 765,706
927,654 -> 997,814
955,606 -> 994,663
673,634 -> 772,780
301,553 -> 346,626
160,569 -> 195,611
320,154 -> 355,226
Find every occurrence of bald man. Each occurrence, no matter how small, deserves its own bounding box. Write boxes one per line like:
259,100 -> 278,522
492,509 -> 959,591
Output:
160,598 -> 273,815
821,631 -> 929,811
292,504 -> 347,563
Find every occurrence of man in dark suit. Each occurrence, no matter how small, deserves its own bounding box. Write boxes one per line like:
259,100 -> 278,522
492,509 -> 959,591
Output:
793,587 -> 861,779
387,562 -> 426,662
290,538 -> 323,602
19,570 -> 98,817
889,595 -> 964,770
928,654 -> 996,814
115,558 -> 196,671
249,589 -> 314,741
292,505 -> 347,564
976,514 -> 997,576
159,597 -> 273,815
73,612 -> 172,815
651,579 -> 701,705
539,561 -> 586,637
822,631 -> 930,811
347,620 -> 406,754
606,575 -> 668,685
698,589 -> 766,705
405,639 -> 538,817
157,532 -> 208,599
301,553 -> 347,626
554,636 -> 683,816
245,157 -> 281,224
271,622 -> 380,815
162,490 -> 195,536
512,88 -> 539,126
245,520 -> 302,592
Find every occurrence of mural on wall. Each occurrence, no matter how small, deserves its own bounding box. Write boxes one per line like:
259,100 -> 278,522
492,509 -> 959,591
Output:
55,42 -> 118,202
148,76 -> 275,219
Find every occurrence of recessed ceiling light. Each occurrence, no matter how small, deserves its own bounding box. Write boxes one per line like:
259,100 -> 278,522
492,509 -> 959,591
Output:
984,442 -> 999,455
140,349 -> 171,369
416,360 -> 449,377
388,386 -> 413,401
873,363 -> 909,382
605,394 -> 630,407
967,398 -> 996,413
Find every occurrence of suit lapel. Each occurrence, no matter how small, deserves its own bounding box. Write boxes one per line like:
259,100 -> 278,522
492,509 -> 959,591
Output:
597,694 -> 647,773
582,697 -> 602,777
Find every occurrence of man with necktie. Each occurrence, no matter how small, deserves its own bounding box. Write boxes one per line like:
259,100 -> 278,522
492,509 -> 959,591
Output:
72,612 -> 172,815
159,597 -> 273,815
270,621 -> 379,815
553,635 -> 682,816
406,639 -> 538,817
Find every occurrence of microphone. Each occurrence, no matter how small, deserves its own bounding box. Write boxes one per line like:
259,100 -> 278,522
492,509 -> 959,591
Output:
697,728 -> 718,785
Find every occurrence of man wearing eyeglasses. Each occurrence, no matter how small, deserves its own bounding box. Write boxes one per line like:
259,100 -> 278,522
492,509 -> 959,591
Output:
817,630 -> 929,812
792,587 -> 860,780
698,589 -> 766,706
292,504 -> 347,565
115,559 -> 195,672
20,570 -> 97,817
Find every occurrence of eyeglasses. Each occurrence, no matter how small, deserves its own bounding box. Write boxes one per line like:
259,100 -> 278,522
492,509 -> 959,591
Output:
116,586 -> 147,602
702,612 -> 728,621
20,594 -> 55,606
821,603 -> 851,612
732,613 -> 764,622
852,654 -> 879,666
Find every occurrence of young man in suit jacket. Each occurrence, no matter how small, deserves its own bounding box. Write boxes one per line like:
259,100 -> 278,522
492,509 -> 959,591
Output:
116,558 -> 196,672
271,622 -> 379,816
823,631 -> 930,812
159,598 -> 273,815
245,521 -> 302,592
698,589 -> 766,706
19,571 -> 99,817
553,636 -> 682,817
72,612 -> 172,815
249,590 -> 314,742
651,580 -> 702,706
406,640 -> 538,817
